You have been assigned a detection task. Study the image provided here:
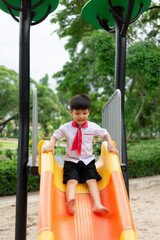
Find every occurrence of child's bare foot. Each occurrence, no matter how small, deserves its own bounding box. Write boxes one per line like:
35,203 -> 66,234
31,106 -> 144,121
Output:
66,199 -> 75,215
93,204 -> 109,214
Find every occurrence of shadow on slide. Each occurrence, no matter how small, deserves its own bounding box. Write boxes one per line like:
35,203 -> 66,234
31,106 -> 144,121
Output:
38,141 -> 137,240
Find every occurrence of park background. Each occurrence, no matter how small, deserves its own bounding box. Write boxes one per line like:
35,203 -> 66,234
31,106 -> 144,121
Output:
0,0 -> 160,196
0,1 -> 160,239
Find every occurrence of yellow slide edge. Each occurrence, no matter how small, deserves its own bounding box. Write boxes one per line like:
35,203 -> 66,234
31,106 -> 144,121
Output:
120,229 -> 138,240
38,141 -> 122,193
38,231 -> 54,240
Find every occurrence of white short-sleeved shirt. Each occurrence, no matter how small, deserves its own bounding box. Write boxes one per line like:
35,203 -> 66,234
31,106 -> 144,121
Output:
53,121 -> 108,165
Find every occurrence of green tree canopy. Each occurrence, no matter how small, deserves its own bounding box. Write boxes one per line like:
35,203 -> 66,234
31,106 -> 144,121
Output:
53,30 -> 115,123
125,40 -> 160,138
51,0 -> 160,137
51,0 -> 160,54
137,1 -> 160,42
0,66 -> 19,135
0,68 -> 70,137
51,0 -> 94,55
127,0 -> 160,43
31,74 -> 71,136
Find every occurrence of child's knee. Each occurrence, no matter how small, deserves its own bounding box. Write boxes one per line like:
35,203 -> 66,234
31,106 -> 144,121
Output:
67,179 -> 78,186
86,179 -> 97,185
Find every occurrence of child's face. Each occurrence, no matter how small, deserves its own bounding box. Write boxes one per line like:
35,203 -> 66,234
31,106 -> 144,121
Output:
70,109 -> 90,127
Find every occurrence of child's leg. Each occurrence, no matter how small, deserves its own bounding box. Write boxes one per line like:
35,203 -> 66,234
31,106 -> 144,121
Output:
66,179 -> 78,215
86,179 -> 109,214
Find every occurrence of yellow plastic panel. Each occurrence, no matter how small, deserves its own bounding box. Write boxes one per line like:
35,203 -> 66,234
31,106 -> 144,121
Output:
53,155 -> 89,193
39,141 -> 89,193
120,229 -> 138,240
38,141 -> 122,193
39,141 -> 57,176
38,141 -> 44,175
38,231 -> 54,240
96,141 -> 122,191
99,141 -> 121,174
38,141 -> 137,240
41,152 -> 54,174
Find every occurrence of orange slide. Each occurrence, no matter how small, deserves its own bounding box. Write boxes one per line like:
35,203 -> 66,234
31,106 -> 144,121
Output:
38,141 -> 137,240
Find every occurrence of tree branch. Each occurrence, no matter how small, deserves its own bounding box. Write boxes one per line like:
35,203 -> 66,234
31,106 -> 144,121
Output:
148,5 -> 160,11
0,114 -> 18,133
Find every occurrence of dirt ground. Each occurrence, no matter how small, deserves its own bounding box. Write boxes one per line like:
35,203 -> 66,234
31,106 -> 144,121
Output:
0,176 -> 160,240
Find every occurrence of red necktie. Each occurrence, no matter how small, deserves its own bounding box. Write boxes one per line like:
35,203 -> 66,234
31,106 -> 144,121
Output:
71,121 -> 88,155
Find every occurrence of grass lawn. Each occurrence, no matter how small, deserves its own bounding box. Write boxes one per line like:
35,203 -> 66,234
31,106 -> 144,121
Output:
0,140 -> 18,150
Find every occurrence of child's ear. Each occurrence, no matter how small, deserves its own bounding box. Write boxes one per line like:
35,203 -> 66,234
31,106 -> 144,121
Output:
69,109 -> 73,116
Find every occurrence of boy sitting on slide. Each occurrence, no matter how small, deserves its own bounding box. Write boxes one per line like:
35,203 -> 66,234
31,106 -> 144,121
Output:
43,94 -> 118,215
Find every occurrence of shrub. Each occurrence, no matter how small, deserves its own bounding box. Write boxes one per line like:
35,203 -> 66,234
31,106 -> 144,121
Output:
4,149 -> 15,160
0,138 -> 160,196
0,149 -> 40,196
54,146 -> 66,155
28,175 -> 40,193
0,158 -> 17,196
127,138 -> 160,178
93,138 -> 160,178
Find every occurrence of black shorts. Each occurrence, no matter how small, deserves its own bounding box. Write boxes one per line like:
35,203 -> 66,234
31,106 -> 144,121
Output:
63,160 -> 102,184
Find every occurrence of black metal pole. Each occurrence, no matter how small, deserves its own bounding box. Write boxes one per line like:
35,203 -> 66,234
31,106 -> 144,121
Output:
114,9 -> 129,196
15,1 -> 31,239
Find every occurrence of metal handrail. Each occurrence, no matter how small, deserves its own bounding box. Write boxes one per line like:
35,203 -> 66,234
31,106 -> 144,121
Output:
102,89 -> 122,163
32,87 -> 38,166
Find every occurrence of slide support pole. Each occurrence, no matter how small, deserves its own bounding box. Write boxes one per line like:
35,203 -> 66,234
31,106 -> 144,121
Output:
15,1 -> 31,239
114,8 -> 129,196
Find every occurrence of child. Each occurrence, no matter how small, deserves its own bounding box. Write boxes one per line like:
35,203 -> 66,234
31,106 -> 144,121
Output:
42,94 -> 118,215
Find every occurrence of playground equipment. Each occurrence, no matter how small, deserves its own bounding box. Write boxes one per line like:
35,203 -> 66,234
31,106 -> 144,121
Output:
0,0 -> 58,24
0,0 -> 152,239
102,89 -> 122,163
38,140 -> 137,239
27,88 -> 39,174
31,88 -> 38,167
0,1 -> 59,239
38,92 -> 137,239
81,0 -> 151,194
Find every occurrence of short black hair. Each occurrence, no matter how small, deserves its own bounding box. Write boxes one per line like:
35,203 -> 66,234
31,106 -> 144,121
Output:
70,94 -> 90,111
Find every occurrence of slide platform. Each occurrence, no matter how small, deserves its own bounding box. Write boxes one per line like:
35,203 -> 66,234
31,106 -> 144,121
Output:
38,141 -> 137,240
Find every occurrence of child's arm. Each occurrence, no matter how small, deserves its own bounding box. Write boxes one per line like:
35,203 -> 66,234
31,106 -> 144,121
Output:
104,133 -> 118,155
42,136 -> 57,155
